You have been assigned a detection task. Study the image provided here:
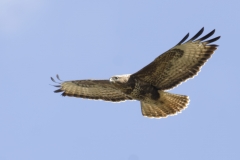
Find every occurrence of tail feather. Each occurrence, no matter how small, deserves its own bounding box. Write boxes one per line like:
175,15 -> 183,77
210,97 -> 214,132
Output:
141,91 -> 189,118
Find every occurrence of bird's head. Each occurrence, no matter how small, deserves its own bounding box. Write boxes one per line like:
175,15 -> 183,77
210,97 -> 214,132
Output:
109,74 -> 131,85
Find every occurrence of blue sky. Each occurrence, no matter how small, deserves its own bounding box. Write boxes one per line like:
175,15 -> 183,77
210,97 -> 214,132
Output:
1,0 -> 240,160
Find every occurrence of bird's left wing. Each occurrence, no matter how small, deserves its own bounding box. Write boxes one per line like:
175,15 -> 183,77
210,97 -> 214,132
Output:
131,28 -> 220,90
51,75 -> 132,102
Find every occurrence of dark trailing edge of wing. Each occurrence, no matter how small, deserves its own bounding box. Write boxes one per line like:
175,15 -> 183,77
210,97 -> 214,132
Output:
176,27 -> 220,46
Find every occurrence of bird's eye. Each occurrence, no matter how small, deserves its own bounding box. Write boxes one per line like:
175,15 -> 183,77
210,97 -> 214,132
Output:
114,77 -> 118,80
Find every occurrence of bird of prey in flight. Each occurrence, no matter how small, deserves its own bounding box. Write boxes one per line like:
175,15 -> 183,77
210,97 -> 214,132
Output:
51,27 -> 220,119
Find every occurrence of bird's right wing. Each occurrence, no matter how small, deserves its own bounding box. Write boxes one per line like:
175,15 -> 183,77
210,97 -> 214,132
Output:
51,75 -> 132,102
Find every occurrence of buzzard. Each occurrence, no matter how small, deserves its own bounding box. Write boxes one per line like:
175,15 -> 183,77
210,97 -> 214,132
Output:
51,27 -> 220,119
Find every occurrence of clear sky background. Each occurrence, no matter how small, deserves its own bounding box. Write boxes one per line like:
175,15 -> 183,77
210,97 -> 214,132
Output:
1,0 -> 239,160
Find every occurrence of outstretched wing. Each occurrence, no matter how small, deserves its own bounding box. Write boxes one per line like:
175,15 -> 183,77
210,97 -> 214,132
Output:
131,27 -> 220,90
51,75 -> 132,102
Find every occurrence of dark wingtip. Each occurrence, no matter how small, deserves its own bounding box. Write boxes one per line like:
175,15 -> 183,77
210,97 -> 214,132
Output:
209,44 -> 219,47
54,89 -> 63,93
53,85 -> 61,87
176,27 -> 220,46
51,75 -> 64,94
51,74 -> 63,84
61,92 -> 67,96
186,27 -> 204,42
56,74 -> 62,81
204,36 -> 221,44
176,33 -> 189,46
51,77 -> 56,83
49,84 -> 61,87
196,29 -> 215,41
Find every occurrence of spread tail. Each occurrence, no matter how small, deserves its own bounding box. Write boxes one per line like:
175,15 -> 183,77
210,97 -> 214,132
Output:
141,91 -> 189,118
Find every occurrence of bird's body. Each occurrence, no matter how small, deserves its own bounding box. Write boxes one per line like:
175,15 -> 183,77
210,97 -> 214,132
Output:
51,27 -> 220,119
109,75 -> 158,100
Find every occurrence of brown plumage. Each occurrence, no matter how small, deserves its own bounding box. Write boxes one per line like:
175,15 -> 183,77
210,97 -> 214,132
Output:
51,27 -> 220,119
